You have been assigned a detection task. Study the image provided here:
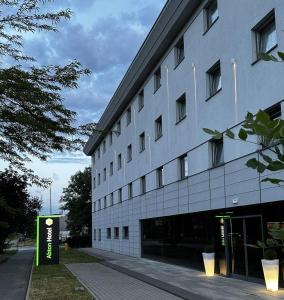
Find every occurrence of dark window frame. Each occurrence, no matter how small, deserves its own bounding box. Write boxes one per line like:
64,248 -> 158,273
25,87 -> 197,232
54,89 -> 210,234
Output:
154,66 -> 161,93
155,115 -> 163,140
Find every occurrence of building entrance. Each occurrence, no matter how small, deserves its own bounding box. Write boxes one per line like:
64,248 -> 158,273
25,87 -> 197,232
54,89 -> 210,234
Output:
227,216 -> 264,280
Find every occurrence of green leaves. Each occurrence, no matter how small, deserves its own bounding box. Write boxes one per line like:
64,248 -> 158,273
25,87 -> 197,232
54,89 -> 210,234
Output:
225,129 -> 235,139
203,128 -> 222,140
238,128 -> 247,141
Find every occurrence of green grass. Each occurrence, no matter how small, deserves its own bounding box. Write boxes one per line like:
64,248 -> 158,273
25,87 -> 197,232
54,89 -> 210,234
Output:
29,248 -> 100,300
0,250 -> 17,264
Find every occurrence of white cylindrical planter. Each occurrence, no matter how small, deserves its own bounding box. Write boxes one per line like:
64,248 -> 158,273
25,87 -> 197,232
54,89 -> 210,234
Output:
261,259 -> 279,292
202,252 -> 215,276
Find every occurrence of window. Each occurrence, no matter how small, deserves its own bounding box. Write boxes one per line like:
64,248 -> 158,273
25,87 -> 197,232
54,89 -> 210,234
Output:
103,168 -> 106,181
211,138 -> 224,167
109,132 -> 113,145
139,132 -> 145,152
110,192 -> 114,206
123,226 -> 129,239
97,147 -> 100,159
107,228 -> 111,239
128,182 -> 133,199
140,176 -> 146,195
127,144 -> 132,162
103,196 -> 107,208
93,177 -> 96,189
138,90 -> 144,111
93,201 -> 96,212
207,61 -> 221,98
102,140 -> 106,153
156,166 -> 164,188
98,229 -> 101,241
114,227 -> 119,239
118,188 -> 122,203
205,0 -> 218,30
154,66 -> 161,92
254,11 -> 277,59
179,154 -> 189,180
175,37 -> 185,66
155,116 -> 163,140
117,154 -> 122,170
176,93 -> 186,122
98,199 -> 101,210
98,173 -> 101,185
117,120 -> 121,135
259,103 -> 282,148
93,229 -> 96,240
126,107 -> 131,125
110,161 -> 113,176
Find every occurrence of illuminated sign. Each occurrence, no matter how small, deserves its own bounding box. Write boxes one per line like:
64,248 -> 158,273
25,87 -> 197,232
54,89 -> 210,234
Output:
36,215 -> 61,266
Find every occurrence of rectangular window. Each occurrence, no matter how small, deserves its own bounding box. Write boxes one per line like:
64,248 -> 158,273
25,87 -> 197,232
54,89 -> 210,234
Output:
97,147 -> 100,159
207,61 -> 221,98
103,196 -> 107,208
254,10 -> 277,59
110,161 -> 113,176
123,226 -> 129,240
126,107 -> 131,126
114,227 -> 119,239
205,0 -> 218,30
118,154 -> 122,170
107,228 -> 111,239
98,173 -> 101,185
138,90 -> 144,111
93,177 -> 96,189
98,199 -> 101,210
176,93 -> 186,122
127,144 -> 132,162
175,37 -> 185,66
128,182 -> 133,199
103,168 -> 106,181
154,66 -> 161,92
140,176 -> 146,195
118,188 -> 122,203
211,138 -> 224,167
179,154 -> 189,180
110,192 -> 113,206
156,166 -> 164,188
139,132 -> 145,152
155,116 -> 163,140
102,140 -> 106,153
93,201 -> 96,212
93,229 -> 96,240
117,120 -> 121,135
109,132 -> 113,145
98,229 -> 101,241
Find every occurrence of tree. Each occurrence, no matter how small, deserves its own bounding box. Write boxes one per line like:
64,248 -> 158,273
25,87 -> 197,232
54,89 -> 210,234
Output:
0,168 -> 42,252
0,0 -> 95,186
60,167 -> 92,237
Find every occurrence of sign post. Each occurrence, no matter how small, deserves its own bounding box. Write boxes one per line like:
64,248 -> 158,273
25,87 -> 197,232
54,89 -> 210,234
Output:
36,215 -> 61,266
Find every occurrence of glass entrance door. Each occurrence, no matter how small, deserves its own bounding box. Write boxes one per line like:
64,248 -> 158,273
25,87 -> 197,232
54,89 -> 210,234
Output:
228,216 -> 264,280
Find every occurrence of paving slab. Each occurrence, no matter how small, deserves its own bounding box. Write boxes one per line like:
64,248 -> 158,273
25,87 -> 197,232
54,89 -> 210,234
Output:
66,262 -> 182,300
81,248 -> 284,300
0,250 -> 34,300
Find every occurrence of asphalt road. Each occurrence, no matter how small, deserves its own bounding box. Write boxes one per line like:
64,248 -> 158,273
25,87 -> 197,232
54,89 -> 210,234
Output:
0,250 -> 34,300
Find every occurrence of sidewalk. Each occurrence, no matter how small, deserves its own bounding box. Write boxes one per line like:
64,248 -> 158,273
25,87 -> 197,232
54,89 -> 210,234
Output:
0,250 -> 34,300
80,248 -> 284,300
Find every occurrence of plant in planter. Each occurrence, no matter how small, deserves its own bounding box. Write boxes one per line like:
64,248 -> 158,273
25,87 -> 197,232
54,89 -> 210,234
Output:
202,246 -> 215,277
248,224 -> 284,292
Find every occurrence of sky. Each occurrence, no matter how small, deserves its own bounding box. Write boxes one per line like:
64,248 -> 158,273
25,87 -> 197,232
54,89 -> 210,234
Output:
20,0 -> 166,214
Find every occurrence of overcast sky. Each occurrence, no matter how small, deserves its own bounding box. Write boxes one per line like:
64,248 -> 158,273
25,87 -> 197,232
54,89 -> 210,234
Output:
23,0 -> 166,214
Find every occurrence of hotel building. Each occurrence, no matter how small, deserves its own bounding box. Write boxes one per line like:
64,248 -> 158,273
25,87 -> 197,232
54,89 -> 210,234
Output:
84,0 -> 284,283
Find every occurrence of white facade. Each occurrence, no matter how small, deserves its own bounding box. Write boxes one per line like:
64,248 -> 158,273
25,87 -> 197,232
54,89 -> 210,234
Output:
88,0 -> 284,257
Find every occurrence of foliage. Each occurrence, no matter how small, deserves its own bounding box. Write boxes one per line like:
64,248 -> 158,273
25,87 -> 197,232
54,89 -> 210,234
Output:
259,51 -> 284,63
0,168 -> 41,252
0,0 -> 93,186
60,167 -> 92,238
247,223 -> 284,260
203,109 -> 284,185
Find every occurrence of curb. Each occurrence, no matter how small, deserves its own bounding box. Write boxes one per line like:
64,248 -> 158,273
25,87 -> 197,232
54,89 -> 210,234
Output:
25,252 -> 35,300
65,264 -> 97,300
